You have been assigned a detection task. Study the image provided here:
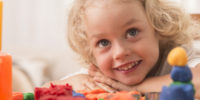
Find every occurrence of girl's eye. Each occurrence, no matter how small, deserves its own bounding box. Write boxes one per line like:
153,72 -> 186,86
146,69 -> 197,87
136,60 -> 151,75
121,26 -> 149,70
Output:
126,28 -> 138,38
96,39 -> 111,48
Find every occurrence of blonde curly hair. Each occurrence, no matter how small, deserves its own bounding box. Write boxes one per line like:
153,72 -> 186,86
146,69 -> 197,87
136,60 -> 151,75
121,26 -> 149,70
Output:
67,0 -> 200,67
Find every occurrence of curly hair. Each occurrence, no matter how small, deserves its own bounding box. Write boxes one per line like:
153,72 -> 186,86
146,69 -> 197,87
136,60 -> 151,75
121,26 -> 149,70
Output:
67,0 -> 200,67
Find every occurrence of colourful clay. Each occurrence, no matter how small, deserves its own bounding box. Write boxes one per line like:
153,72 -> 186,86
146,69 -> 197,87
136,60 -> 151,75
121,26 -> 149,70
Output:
12,92 -> 24,100
23,93 -> 34,100
34,83 -> 86,100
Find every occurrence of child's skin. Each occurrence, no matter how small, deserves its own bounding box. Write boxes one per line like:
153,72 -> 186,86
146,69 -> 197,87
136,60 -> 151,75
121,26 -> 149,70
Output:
44,0 -> 200,98
85,0 -> 159,85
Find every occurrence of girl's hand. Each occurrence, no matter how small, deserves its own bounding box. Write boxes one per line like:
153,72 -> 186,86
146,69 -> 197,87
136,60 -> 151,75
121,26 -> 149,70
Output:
64,74 -> 118,92
83,75 -> 118,93
89,64 -> 137,91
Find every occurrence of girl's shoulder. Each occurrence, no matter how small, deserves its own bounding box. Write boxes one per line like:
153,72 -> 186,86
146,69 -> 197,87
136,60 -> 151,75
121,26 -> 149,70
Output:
154,40 -> 200,76
183,40 -> 200,68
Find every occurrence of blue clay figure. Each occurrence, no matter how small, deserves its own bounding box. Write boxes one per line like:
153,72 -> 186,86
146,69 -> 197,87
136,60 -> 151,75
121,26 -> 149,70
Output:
159,47 -> 195,100
160,84 -> 194,100
171,66 -> 192,82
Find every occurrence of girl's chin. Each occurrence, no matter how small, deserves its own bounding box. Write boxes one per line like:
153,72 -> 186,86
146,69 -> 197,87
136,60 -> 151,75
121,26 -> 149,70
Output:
120,78 -> 142,86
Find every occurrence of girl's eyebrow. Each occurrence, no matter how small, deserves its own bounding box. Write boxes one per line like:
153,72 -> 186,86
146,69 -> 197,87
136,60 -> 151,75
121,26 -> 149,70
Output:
91,33 -> 106,39
90,33 -> 105,44
90,19 -> 140,39
123,18 -> 140,27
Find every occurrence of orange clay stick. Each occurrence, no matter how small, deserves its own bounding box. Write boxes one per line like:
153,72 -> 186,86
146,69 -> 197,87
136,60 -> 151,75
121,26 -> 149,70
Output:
0,53 -> 12,100
0,2 -> 12,98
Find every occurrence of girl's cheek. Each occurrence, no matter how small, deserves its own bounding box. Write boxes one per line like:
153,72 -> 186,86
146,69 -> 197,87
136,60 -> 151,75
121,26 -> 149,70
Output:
96,55 -> 106,66
94,48 -> 112,68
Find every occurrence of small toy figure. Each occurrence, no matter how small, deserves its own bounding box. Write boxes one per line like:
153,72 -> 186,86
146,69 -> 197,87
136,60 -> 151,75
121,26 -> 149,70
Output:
159,47 -> 195,100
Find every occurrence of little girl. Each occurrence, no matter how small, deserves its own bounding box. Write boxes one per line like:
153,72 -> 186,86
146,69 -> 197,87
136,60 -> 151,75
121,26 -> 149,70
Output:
44,0 -> 200,98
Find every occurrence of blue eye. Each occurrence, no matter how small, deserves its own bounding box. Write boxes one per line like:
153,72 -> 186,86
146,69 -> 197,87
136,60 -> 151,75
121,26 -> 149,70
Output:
126,28 -> 138,38
97,39 -> 111,48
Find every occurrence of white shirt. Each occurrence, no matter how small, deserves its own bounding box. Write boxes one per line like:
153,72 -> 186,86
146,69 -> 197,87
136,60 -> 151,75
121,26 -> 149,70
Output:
158,40 -> 200,76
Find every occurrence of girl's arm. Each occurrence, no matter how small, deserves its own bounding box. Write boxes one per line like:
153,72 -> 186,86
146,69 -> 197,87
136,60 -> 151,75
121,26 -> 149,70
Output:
42,74 -> 97,90
42,74 -> 117,93
191,64 -> 200,98
89,64 -> 200,99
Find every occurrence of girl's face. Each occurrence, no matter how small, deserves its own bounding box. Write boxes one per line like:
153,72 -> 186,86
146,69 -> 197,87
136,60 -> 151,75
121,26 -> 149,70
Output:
84,0 -> 159,85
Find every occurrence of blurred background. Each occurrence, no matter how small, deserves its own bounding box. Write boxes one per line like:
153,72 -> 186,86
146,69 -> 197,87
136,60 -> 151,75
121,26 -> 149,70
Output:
1,0 -> 200,92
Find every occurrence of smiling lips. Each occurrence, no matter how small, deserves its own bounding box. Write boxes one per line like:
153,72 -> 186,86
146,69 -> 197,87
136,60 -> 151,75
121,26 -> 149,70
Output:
114,60 -> 142,71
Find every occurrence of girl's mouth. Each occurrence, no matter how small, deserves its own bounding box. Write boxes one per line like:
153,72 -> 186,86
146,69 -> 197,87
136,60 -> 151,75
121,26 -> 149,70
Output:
114,60 -> 142,72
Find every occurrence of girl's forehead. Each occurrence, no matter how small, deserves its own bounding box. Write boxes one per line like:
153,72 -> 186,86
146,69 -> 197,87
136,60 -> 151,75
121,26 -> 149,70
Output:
84,0 -> 144,18
82,0 -> 146,34
83,0 -> 147,33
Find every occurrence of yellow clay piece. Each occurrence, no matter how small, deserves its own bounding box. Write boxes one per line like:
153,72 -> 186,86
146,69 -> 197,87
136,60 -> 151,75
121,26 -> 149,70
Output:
167,47 -> 187,66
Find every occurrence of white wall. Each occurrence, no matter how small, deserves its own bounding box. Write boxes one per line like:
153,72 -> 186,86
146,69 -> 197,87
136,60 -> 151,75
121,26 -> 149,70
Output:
180,0 -> 200,14
2,0 -> 82,82
168,0 -> 200,14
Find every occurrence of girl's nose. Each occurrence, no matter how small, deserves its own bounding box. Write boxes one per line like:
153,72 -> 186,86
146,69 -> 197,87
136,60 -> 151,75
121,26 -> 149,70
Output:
112,41 -> 132,61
